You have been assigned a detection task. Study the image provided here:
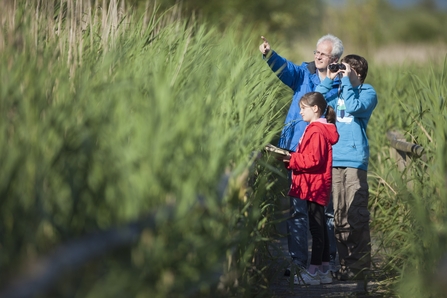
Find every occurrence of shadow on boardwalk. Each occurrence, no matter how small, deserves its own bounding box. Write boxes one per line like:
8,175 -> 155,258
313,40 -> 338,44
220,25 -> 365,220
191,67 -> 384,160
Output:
265,199 -> 386,298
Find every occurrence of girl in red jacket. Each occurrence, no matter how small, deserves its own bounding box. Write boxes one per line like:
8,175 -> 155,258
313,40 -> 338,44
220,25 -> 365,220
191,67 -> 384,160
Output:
283,91 -> 339,285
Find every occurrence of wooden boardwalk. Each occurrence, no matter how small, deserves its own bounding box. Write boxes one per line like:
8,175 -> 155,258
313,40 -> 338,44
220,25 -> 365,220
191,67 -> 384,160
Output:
266,236 -> 384,297
265,200 -> 385,298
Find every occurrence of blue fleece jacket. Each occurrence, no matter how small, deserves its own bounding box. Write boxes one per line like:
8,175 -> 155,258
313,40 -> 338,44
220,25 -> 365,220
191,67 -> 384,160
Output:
265,51 -> 340,152
316,76 -> 378,171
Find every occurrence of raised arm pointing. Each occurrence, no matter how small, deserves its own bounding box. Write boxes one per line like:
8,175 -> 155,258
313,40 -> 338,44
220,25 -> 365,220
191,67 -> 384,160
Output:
259,36 -> 271,55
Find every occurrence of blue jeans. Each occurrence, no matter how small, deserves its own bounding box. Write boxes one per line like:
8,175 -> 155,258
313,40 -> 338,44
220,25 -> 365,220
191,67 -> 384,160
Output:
287,196 -> 309,268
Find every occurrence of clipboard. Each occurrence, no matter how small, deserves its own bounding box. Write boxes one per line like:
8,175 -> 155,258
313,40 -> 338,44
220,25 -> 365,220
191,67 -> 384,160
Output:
264,144 -> 291,159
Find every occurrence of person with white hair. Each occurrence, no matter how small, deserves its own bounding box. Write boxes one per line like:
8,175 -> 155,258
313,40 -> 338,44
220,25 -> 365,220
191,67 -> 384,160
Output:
259,34 -> 343,276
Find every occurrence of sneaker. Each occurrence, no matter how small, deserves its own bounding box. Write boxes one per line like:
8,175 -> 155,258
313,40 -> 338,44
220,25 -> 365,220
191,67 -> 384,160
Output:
284,259 -> 306,277
318,270 -> 333,284
329,255 -> 338,272
333,268 -> 366,281
293,270 -> 321,285
329,263 -> 338,273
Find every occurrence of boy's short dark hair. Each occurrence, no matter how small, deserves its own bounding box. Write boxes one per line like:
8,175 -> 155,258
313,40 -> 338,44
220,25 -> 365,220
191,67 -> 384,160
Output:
341,54 -> 368,83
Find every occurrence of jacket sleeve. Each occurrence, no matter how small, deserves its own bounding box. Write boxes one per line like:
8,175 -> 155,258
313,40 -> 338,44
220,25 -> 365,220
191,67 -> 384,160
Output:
341,77 -> 378,117
265,51 -> 306,90
315,77 -> 333,95
316,77 -> 338,108
287,131 -> 328,173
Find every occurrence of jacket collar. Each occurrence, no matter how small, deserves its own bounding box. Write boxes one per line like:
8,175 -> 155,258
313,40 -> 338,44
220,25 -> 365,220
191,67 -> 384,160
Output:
306,61 -> 317,74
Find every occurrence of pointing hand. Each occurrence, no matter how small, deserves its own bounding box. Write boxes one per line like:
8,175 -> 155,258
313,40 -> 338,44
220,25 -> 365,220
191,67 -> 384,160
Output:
259,36 -> 271,55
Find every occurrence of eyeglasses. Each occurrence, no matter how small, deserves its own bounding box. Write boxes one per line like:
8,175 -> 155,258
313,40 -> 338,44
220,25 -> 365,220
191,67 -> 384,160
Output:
313,50 -> 332,59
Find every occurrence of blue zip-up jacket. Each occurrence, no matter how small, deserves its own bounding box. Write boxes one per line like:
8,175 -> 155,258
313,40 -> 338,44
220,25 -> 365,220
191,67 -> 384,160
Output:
316,76 -> 378,171
265,51 -> 340,152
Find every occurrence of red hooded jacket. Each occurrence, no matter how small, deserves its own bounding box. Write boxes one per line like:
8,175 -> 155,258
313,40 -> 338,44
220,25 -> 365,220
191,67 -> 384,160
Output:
287,119 -> 339,206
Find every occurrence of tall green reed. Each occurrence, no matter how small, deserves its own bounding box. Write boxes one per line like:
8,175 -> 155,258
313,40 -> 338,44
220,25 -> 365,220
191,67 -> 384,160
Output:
0,1 -> 288,297
368,59 -> 447,297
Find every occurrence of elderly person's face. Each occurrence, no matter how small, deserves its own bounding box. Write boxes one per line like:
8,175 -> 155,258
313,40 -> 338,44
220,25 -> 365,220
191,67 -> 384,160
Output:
314,41 -> 337,70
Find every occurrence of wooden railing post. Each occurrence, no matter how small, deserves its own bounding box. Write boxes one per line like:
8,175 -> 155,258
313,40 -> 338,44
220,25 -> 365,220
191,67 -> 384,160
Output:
386,130 -> 425,189
387,131 -> 407,172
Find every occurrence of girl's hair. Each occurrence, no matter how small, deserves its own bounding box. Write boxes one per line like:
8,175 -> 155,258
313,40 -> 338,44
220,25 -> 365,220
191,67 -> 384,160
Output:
341,54 -> 368,83
316,34 -> 344,60
300,92 -> 336,124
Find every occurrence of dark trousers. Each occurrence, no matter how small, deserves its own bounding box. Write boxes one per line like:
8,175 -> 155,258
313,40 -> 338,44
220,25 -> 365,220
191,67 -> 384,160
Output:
307,201 -> 330,266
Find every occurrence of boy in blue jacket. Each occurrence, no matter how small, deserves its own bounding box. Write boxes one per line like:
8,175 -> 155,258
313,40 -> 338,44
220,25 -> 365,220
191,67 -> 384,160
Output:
259,35 -> 343,274
316,54 -> 378,280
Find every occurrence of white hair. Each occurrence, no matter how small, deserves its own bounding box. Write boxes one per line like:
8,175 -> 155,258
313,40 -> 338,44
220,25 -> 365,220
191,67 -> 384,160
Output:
317,34 -> 344,59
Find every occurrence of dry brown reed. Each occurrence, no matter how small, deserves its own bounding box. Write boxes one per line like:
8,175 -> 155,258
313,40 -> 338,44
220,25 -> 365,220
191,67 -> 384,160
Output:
0,0 -> 192,77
